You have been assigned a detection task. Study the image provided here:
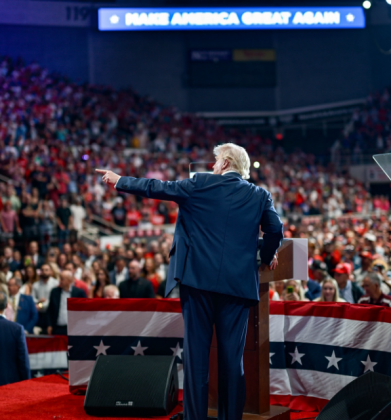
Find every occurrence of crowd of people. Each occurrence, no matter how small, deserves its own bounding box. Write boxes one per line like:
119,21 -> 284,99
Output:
331,87 -> 391,164
0,56 -> 390,339
0,56 -> 389,253
1,213 -> 391,339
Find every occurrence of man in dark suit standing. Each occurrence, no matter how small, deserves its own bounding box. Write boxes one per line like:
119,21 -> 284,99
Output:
0,291 -> 31,386
8,277 -> 38,334
47,270 -> 87,336
119,260 -> 155,298
96,142 -> 283,420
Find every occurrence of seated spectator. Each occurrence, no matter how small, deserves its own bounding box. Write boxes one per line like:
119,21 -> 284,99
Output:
64,261 -> 89,296
274,280 -> 284,299
371,258 -> 391,295
7,277 -> 38,334
269,283 -> 280,301
358,272 -> 391,307
0,260 -> 13,282
71,254 -> 84,280
28,241 -> 44,269
32,263 -> 59,334
119,260 -> 155,298
90,268 -> 111,298
154,252 -> 167,283
309,260 -> 329,283
0,291 -> 30,386
143,257 -> 162,294
282,280 -> 308,301
3,246 -> 20,272
47,270 -> 87,336
109,256 -> 128,286
21,265 -> 39,295
84,245 -> 98,271
303,278 -> 322,301
334,263 -> 363,304
103,284 -> 120,299
57,253 -> 68,270
354,251 -> 373,286
314,279 -> 346,302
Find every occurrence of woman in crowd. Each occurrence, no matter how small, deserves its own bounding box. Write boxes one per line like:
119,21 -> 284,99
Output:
48,262 -> 60,280
143,257 -> 162,294
21,265 -> 39,295
72,254 -> 84,280
274,280 -> 285,299
57,253 -> 68,270
282,280 -> 308,301
39,200 -> 56,255
315,279 -> 346,303
90,268 -> 111,298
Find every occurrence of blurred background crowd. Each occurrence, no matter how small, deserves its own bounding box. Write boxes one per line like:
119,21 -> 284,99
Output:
1,58 -> 391,337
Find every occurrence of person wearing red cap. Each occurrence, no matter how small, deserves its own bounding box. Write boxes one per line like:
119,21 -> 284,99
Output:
358,272 -> 391,307
334,263 -> 364,304
353,251 -> 373,286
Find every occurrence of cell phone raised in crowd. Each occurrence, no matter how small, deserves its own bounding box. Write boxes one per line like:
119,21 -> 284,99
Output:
287,286 -> 294,294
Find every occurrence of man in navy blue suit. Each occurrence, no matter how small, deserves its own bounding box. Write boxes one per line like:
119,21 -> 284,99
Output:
96,143 -> 283,420
8,277 -> 38,334
0,291 -> 31,386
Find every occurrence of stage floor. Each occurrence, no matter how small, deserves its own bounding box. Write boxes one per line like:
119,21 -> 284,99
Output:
0,375 -> 318,420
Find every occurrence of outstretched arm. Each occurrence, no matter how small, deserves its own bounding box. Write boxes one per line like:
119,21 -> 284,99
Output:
95,169 -> 194,205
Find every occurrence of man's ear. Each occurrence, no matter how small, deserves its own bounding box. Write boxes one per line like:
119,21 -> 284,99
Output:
222,159 -> 230,170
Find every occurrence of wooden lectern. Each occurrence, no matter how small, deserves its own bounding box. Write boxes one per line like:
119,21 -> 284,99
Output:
208,239 -> 308,420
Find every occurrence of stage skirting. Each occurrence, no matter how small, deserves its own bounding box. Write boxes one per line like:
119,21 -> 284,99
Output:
27,300 -> 391,413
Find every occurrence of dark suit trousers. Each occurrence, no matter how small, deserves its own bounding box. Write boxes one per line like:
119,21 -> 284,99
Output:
180,285 -> 251,420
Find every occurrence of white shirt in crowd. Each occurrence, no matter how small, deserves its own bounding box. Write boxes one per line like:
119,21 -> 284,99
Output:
70,204 -> 87,231
9,292 -> 20,321
57,288 -> 71,326
115,267 -> 128,286
32,277 -> 59,312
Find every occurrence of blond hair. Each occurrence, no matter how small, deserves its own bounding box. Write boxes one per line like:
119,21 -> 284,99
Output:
213,143 -> 251,180
319,278 -> 341,302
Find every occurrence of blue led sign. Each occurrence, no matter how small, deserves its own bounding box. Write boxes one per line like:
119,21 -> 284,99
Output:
98,7 -> 365,31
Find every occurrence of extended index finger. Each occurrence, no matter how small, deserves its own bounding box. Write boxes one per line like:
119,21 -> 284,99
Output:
95,169 -> 108,174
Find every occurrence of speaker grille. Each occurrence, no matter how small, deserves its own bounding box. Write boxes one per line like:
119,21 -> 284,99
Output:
317,372 -> 391,420
84,355 -> 178,417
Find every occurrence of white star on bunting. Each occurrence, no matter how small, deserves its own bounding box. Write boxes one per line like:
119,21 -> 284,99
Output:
93,340 -> 110,357
289,347 -> 305,365
269,353 -> 275,365
170,342 -> 183,361
132,340 -> 148,356
325,351 -> 342,370
361,355 -> 377,373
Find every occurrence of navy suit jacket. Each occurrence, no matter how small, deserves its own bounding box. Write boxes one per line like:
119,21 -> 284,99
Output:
0,316 -> 31,386
305,279 -> 322,301
47,286 -> 87,328
16,294 -> 38,334
116,171 -> 283,301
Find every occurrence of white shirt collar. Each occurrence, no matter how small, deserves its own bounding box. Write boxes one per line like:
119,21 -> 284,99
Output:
222,170 -> 240,176
0,313 -> 6,319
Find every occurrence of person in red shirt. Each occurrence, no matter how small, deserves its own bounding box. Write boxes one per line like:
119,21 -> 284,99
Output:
358,272 -> 391,307
142,257 -> 162,294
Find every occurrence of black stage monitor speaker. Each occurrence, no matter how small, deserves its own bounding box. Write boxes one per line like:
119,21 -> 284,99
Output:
84,355 -> 178,417
316,372 -> 391,420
